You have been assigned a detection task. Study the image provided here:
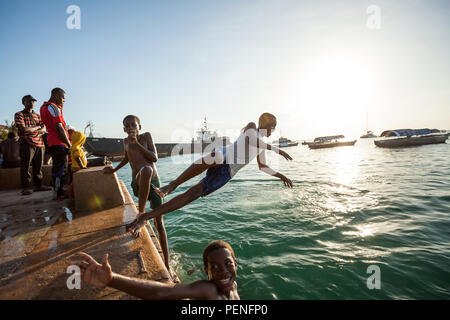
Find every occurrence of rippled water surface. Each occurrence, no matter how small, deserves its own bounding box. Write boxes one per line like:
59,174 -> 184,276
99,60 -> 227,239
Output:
116,139 -> 450,299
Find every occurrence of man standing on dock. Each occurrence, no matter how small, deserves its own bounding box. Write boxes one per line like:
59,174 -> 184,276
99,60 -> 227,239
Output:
14,95 -> 51,195
40,88 -> 71,199
0,132 -> 20,169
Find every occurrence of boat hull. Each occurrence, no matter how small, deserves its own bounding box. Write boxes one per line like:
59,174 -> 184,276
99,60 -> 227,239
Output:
374,134 -> 449,148
279,142 -> 299,148
85,137 -> 124,157
308,140 -> 357,149
85,137 -> 231,157
360,134 -> 377,139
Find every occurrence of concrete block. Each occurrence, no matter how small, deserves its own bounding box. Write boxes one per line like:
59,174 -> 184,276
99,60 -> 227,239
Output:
0,167 -> 21,190
0,165 -> 53,190
73,166 -> 125,212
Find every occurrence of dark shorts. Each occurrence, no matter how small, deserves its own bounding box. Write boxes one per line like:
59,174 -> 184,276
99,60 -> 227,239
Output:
131,175 -> 164,209
201,163 -> 232,196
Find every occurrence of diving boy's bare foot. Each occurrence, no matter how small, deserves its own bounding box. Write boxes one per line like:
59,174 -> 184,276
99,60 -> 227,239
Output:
154,183 -> 175,198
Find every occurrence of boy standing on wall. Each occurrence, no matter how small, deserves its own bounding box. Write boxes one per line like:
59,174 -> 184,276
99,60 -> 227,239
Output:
103,115 -> 172,277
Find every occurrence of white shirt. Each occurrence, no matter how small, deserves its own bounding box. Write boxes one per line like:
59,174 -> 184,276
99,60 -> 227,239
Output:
223,128 -> 266,177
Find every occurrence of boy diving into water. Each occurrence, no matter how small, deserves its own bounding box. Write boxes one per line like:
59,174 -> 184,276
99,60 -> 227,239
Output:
71,240 -> 239,300
103,115 -> 171,273
128,113 -> 293,237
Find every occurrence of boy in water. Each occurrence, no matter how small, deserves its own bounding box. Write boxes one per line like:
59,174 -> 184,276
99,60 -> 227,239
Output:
103,115 -> 170,272
71,240 -> 239,300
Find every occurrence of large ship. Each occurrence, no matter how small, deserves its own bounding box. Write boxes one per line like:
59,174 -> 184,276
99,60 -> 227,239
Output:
194,117 -> 221,144
84,122 -> 125,158
190,117 -> 230,152
83,119 -> 230,159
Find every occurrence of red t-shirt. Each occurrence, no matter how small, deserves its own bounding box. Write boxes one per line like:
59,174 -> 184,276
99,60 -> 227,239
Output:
40,102 -> 69,147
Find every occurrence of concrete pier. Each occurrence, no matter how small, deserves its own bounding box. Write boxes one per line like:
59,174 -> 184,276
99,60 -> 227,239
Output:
0,166 -> 175,299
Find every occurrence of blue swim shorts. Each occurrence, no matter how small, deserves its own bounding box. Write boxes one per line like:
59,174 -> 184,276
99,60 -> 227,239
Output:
201,162 -> 231,196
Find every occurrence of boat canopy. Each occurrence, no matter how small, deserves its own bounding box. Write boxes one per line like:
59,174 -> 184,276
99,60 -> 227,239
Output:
313,135 -> 345,142
380,128 -> 440,137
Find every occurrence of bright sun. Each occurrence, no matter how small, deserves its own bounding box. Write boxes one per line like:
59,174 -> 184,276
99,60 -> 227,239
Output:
293,53 -> 377,136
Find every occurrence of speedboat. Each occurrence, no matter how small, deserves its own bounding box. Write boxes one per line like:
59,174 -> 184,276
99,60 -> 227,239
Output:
374,129 -> 449,148
276,137 -> 299,148
360,113 -> 377,138
360,130 -> 377,138
308,135 -> 357,149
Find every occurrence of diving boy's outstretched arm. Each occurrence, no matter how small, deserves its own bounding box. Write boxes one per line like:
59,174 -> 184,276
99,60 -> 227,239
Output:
257,151 -> 293,188
71,252 -> 216,300
261,142 -> 293,161
245,127 -> 293,161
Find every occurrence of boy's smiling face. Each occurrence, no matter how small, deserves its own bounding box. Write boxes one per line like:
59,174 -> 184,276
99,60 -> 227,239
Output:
206,248 -> 237,294
123,117 -> 141,137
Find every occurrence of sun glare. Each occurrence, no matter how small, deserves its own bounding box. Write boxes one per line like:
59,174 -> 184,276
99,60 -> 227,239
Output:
294,53 -> 377,136
334,146 -> 359,186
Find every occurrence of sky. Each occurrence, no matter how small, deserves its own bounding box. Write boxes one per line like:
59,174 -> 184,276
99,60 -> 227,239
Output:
1,0 -> 449,142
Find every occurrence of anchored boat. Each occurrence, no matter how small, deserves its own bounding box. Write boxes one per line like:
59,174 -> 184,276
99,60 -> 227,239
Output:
360,130 -> 377,139
374,129 -> 449,148
308,135 -> 357,149
360,113 -> 377,138
83,119 -> 230,159
274,137 -> 299,148
83,121 -> 124,157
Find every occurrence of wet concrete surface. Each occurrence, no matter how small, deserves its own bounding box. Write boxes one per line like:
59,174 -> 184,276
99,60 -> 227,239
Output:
0,181 -> 173,299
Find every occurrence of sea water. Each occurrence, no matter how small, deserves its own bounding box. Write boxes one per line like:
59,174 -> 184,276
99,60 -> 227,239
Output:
115,139 -> 450,299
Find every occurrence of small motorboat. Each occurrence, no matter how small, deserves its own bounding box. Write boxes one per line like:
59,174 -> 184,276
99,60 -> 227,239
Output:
374,129 -> 449,148
276,137 -> 299,148
360,130 -> 377,138
360,113 -> 377,138
308,135 -> 357,149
